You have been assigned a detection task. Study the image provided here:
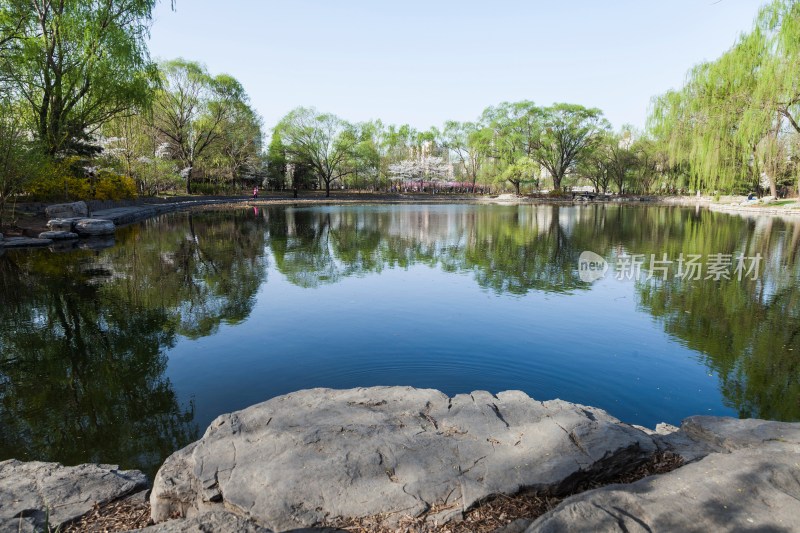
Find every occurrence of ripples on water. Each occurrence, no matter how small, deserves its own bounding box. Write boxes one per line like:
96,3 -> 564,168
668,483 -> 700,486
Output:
0,203 -> 798,476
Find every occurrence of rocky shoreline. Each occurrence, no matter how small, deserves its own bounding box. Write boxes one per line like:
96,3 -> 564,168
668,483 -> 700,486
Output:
2,387 -> 798,532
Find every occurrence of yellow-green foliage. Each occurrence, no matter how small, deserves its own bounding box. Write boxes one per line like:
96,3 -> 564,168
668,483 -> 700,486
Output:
26,159 -> 137,201
94,171 -> 137,200
27,159 -> 91,201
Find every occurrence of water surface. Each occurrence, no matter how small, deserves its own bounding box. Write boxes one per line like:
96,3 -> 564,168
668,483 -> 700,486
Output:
1,204 -> 798,476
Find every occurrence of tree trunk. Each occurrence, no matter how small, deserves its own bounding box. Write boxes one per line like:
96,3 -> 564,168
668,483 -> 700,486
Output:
552,173 -> 562,191
186,165 -> 193,195
325,178 -> 331,198
514,181 -> 520,195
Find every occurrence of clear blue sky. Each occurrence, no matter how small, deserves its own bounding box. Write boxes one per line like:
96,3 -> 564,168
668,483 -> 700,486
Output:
148,0 -> 763,133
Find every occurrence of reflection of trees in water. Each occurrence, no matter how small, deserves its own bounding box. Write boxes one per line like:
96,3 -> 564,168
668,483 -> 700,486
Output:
269,205 -> 592,293
269,204 -> 800,422
633,210 -> 800,421
0,204 -> 797,478
0,210 -> 269,475
112,210 -> 268,338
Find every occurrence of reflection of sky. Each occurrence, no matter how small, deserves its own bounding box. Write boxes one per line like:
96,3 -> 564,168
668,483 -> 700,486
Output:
166,246 -> 735,433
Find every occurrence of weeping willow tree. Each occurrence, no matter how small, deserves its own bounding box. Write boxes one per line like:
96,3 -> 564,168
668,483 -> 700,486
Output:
650,0 -> 800,197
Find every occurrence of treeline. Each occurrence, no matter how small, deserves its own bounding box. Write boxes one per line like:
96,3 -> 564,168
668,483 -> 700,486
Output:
651,0 -> 800,198
269,0 -> 800,199
268,103 -> 665,198
0,0 -> 263,223
2,0 -> 800,220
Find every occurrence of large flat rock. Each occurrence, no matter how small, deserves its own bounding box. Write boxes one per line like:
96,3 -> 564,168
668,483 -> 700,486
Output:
0,459 -> 148,532
526,416 -> 800,532
73,218 -> 115,236
151,387 -> 656,531
45,201 -> 88,219
525,447 -> 800,532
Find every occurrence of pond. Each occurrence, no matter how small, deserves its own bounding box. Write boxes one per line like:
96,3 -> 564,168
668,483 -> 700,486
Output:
0,203 -> 798,477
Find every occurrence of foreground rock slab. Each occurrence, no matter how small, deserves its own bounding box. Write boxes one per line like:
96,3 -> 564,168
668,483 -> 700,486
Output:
526,448 -> 800,532
0,459 -> 148,532
151,387 -> 656,531
526,415 -> 800,532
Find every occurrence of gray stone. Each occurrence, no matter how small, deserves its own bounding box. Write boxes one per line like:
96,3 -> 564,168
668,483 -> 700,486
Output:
45,200 -> 88,219
0,459 -> 148,532
2,236 -> 53,248
47,217 -> 82,231
656,415 -> 800,462
525,447 -> 800,533
525,417 -> 800,532
134,511 -> 274,533
680,415 -> 800,452
73,218 -> 115,236
151,387 -> 656,531
38,230 -> 79,240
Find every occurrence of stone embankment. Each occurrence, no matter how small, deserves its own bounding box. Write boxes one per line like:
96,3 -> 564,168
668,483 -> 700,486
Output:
0,198 -> 247,252
2,387 -> 797,532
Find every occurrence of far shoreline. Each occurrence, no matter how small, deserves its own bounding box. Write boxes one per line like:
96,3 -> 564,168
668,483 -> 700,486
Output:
2,192 -> 799,246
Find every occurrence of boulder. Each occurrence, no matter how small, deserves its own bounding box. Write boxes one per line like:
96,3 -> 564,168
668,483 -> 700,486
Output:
134,511 -> 274,533
45,201 -> 88,219
526,416 -> 800,532
679,415 -> 800,451
525,447 -> 800,532
38,230 -> 79,240
47,217 -> 82,232
150,387 -> 657,531
655,415 -> 800,462
0,459 -> 148,533
73,218 -> 115,236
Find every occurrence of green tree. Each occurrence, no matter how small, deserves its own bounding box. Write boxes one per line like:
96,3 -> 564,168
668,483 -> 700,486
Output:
152,59 -> 249,194
499,156 -> 537,195
275,107 -> 361,197
528,103 -> 609,191
205,100 -> 264,189
0,96 -> 38,225
650,0 -> 800,198
265,131 -> 288,190
443,120 -> 483,192
0,0 -> 159,155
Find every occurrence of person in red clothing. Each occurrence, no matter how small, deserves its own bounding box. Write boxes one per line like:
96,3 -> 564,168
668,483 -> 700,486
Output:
252,186 -> 258,199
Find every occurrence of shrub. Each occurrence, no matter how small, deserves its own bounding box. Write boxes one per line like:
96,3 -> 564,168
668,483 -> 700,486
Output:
25,160 -> 137,201
26,159 -> 92,201
94,171 -> 137,200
